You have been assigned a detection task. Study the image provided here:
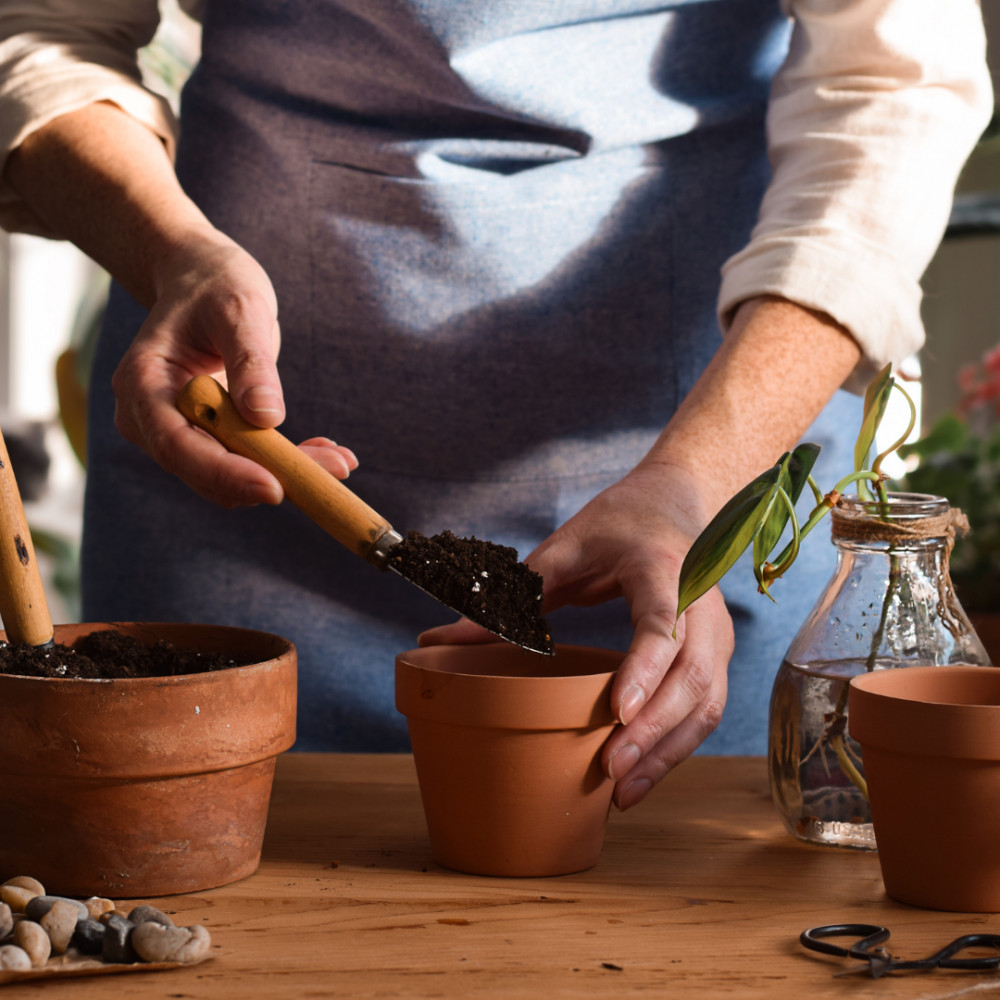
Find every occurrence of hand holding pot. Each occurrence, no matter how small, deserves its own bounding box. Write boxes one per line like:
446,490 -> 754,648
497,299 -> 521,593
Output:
421,460 -> 735,812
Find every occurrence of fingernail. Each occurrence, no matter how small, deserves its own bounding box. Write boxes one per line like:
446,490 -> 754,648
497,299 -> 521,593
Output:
608,742 -> 641,782
618,685 -> 646,725
246,483 -> 281,506
243,385 -> 284,416
616,777 -> 653,812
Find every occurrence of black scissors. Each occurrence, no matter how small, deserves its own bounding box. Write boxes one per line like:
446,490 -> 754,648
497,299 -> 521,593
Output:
801,924 -> 1000,979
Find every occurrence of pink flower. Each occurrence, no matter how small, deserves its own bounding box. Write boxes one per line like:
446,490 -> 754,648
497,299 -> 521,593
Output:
957,344 -> 1000,417
984,343 -> 1000,373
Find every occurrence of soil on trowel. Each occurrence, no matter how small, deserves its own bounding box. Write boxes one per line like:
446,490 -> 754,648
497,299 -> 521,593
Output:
388,529 -> 553,654
0,629 -> 243,679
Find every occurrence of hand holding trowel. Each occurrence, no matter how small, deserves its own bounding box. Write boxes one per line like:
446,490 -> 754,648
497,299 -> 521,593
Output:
177,376 -> 553,654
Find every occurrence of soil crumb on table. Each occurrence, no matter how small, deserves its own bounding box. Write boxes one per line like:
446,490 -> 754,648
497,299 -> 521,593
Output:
388,529 -> 553,653
0,630 -> 242,679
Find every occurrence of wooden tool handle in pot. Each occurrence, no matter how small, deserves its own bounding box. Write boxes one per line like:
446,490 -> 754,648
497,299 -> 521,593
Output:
177,376 -> 397,562
0,427 -> 54,646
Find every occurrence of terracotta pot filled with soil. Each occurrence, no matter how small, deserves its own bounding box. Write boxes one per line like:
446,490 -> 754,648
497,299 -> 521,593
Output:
849,664 -> 1000,911
396,642 -> 622,878
0,621 -> 296,898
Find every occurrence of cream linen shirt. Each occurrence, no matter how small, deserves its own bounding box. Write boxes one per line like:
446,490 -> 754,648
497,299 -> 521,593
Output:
0,0 -> 992,386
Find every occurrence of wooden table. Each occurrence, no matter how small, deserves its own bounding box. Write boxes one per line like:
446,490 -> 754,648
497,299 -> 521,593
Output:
12,755 -> 1000,998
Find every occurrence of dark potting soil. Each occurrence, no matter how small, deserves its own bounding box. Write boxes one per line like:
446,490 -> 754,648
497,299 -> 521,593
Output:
0,629 -> 242,679
388,529 -> 553,654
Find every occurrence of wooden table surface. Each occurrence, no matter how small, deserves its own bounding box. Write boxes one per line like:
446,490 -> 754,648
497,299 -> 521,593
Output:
9,754 -> 1000,999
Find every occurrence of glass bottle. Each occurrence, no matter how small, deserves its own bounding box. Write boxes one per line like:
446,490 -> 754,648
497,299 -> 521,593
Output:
768,493 -> 990,850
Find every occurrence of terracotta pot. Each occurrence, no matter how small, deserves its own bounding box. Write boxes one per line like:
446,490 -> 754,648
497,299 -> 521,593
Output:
395,643 -> 622,877
849,665 -> 1000,911
0,622 -> 296,898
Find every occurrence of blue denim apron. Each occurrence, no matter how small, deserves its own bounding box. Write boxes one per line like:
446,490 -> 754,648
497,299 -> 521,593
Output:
83,0 -> 861,753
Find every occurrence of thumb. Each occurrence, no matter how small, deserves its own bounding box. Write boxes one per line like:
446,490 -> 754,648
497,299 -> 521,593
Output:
222,310 -> 284,429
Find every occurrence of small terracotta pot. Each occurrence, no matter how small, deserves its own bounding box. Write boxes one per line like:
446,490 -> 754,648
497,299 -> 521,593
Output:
0,622 -> 296,898
849,665 -> 1000,911
396,643 -> 622,877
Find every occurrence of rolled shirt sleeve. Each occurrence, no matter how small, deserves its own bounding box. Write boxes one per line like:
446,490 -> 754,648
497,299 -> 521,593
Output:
0,0 -> 184,236
719,0 -> 995,391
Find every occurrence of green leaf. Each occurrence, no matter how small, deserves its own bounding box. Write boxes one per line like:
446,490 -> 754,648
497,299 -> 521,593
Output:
854,364 -> 893,499
752,483 -> 786,601
751,443 -> 821,568
675,460 -> 785,623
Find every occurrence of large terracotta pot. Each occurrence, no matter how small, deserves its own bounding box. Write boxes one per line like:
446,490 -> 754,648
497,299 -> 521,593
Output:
849,665 -> 1000,911
396,643 -> 622,877
0,621 -> 296,898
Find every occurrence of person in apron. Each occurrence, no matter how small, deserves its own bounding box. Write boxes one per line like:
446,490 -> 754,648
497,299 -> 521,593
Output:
0,0 -> 991,809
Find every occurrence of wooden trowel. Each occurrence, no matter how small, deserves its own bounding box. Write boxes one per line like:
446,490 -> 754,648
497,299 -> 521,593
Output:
0,425 -> 54,648
177,376 -> 553,655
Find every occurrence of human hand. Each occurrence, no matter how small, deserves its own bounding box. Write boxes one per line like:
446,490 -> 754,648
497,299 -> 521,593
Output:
418,461 -> 735,811
111,233 -> 357,507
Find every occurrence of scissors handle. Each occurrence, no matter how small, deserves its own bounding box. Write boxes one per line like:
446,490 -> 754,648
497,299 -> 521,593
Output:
920,934 -> 1000,971
802,925 -> 1000,978
800,924 -> 890,960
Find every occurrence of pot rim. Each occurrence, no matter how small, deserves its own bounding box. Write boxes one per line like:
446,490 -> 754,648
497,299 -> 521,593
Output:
396,642 -> 622,680
849,664 -> 1000,759
0,621 -> 294,682
396,642 -> 622,730
0,622 -> 298,776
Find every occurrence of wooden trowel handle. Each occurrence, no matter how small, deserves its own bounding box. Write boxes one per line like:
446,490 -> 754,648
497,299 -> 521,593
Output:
177,376 -> 397,562
0,427 -> 54,646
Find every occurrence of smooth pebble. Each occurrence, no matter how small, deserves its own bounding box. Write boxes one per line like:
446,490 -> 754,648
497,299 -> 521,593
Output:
128,904 -> 174,927
0,886 -> 35,914
84,896 -> 115,921
40,900 -> 80,954
174,925 -> 212,964
131,922 -> 191,963
0,944 -> 31,971
13,921 -> 50,968
24,895 -> 88,922
1,877 -> 44,896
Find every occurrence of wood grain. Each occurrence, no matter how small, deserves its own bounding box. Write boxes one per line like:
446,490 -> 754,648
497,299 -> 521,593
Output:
14,754 -> 1000,999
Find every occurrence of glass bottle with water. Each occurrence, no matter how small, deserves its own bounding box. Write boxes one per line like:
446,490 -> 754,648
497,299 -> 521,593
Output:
768,493 -> 990,850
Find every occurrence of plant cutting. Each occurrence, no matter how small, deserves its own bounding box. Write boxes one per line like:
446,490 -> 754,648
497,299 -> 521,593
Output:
674,364 -> 990,849
675,365 -> 912,619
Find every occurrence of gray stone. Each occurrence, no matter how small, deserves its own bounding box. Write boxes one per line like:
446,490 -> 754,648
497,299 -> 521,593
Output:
70,917 -> 105,956
131,921 -> 191,963
13,921 -> 50,968
128,904 -> 174,927
101,913 -> 137,965
0,944 -> 31,971
174,925 -> 212,964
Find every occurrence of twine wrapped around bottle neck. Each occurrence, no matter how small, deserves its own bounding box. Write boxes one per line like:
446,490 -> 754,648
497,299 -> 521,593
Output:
831,504 -> 969,548
831,499 -> 972,640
